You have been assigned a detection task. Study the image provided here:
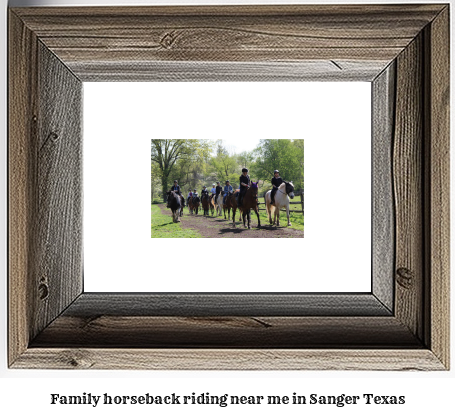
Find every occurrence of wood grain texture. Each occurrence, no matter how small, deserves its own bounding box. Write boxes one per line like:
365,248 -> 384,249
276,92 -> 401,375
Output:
372,63 -> 395,312
8,4 -> 450,370
31,315 -> 421,349
8,10 -> 38,366
33,42 -> 83,339
13,349 -> 445,371
66,293 -> 391,317
73,60 -> 387,82
424,6 -> 450,369
11,5 -> 444,80
393,34 -> 424,340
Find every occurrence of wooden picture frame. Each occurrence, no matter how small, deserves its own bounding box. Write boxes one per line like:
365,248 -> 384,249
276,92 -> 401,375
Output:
9,4 -> 449,370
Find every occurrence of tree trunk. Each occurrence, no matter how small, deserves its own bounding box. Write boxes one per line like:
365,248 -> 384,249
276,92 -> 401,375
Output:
161,175 -> 169,202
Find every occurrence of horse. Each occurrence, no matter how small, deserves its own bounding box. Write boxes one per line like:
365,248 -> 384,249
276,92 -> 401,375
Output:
209,194 -> 215,216
166,190 -> 182,223
178,194 -> 185,217
224,192 -> 234,220
264,181 -> 295,226
231,182 -> 261,229
216,193 -> 223,216
191,195 -> 200,215
201,193 -> 211,216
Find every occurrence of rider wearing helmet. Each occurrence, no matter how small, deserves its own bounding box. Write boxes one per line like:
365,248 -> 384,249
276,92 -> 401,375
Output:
210,183 -> 217,199
238,168 -> 250,207
223,180 -> 233,204
215,181 -> 223,204
168,180 -> 183,207
201,185 -> 209,200
271,170 -> 284,205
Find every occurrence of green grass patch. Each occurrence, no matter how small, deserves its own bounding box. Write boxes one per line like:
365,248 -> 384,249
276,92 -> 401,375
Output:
257,198 -> 304,231
151,204 -> 201,238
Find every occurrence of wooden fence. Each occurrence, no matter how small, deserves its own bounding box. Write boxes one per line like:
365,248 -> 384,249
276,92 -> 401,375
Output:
257,190 -> 304,215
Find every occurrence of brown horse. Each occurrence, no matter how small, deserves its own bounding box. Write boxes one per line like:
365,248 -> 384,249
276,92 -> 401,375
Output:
201,193 -> 211,216
190,195 -> 200,215
224,192 -> 235,220
232,182 -> 261,229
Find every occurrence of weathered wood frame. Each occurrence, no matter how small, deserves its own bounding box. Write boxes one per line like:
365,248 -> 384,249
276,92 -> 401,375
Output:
8,5 -> 449,370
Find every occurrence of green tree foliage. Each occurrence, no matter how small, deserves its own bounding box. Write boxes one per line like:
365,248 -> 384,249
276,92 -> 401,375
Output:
209,141 -> 238,184
151,140 -> 213,201
252,139 -> 304,191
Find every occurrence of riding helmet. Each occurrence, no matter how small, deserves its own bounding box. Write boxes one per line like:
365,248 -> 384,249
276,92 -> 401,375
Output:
242,168 -> 248,173
274,170 -> 279,174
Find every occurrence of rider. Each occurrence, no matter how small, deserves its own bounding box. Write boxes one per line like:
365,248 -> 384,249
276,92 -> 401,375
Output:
201,186 -> 209,200
210,184 -> 217,200
223,180 -> 233,204
192,189 -> 199,199
167,180 -> 182,207
215,181 -> 223,204
271,170 -> 284,205
238,168 -> 250,207
187,189 -> 193,205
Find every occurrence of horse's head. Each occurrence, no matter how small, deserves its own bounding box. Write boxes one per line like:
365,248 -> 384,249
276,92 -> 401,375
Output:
250,182 -> 259,197
285,181 -> 295,199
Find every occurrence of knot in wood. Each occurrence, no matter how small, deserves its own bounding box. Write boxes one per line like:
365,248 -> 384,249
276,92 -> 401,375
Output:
38,282 -> 49,300
160,31 -> 179,49
48,132 -> 59,142
396,267 -> 414,289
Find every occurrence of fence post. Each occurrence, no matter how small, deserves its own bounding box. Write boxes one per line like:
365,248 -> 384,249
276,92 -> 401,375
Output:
300,191 -> 304,214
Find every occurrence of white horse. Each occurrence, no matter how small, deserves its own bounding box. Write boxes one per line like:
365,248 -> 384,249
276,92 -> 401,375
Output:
216,194 -> 223,216
264,181 -> 295,226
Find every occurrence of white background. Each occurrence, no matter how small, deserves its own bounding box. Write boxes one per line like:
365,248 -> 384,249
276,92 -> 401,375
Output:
1,0 -> 454,414
84,82 -> 371,292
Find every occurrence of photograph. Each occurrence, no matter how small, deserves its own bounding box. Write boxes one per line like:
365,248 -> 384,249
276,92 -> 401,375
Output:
151,138 -> 304,238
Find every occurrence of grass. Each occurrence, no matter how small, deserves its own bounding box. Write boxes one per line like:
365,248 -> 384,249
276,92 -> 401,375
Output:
151,204 -> 201,238
257,197 -> 304,231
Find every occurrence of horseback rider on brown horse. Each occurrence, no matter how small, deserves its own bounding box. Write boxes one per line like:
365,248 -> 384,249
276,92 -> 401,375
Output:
231,169 -> 261,229
238,168 -> 250,207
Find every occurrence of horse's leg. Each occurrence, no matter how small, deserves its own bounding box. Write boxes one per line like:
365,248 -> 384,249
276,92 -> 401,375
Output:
255,207 -> 261,228
287,205 -> 291,226
247,210 -> 251,229
232,208 -> 236,227
243,210 -> 247,228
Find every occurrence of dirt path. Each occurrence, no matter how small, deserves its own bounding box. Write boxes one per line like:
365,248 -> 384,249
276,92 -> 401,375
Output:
158,204 -> 304,238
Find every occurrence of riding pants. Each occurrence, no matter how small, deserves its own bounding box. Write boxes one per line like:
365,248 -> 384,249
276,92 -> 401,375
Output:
271,187 -> 278,203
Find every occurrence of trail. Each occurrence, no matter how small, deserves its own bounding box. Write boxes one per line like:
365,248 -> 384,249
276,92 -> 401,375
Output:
158,204 -> 304,238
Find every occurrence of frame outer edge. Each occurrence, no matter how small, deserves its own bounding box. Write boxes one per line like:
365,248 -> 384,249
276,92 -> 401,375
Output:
427,6 -> 450,369
11,348 -> 447,371
8,10 -> 38,366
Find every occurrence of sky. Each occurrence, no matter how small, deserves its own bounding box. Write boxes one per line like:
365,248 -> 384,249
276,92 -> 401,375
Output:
217,138 -> 261,155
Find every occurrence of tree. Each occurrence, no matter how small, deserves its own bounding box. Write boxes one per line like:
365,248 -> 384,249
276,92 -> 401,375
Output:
151,161 -> 162,203
210,142 -> 238,183
151,140 -> 213,202
253,139 -> 304,192
237,151 -> 254,170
